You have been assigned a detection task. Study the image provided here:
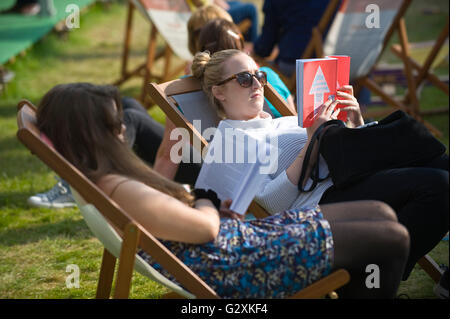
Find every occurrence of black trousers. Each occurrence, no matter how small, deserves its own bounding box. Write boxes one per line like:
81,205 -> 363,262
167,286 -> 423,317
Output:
320,153 -> 449,280
122,97 -> 201,185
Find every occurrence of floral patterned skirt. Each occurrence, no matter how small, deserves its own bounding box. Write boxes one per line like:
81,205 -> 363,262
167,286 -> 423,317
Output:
138,206 -> 334,298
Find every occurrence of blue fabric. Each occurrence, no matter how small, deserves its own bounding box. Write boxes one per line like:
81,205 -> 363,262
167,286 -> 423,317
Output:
139,206 -> 334,298
226,1 -> 258,43
254,0 -> 333,66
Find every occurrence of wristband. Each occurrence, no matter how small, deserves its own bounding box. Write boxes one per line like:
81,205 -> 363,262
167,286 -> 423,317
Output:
193,188 -> 221,211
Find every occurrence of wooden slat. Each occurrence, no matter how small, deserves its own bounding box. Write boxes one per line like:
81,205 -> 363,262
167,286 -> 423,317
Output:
140,23 -> 158,103
96,249 -> 117,299
288,269 -> 350,299
414,18 -> 449,87
391,45 -> 449,95
264,83 -> 296,116
163,76 -> 202,96
398,18 -> 420,114
148,83 -> 208,154
114,223 -> 141,299
418,255 -> 444,284
120,0 -> 134,77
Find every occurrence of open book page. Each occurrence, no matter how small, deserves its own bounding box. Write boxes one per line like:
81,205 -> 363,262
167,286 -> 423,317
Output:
195,121 -> 278,215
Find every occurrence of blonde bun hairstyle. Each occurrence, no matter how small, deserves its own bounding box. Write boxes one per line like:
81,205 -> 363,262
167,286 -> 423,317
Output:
191,50 -> 211,80
191,49 -> 242,119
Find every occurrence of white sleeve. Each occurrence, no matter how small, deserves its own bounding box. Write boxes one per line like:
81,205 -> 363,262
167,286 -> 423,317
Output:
255,170 -> 300,214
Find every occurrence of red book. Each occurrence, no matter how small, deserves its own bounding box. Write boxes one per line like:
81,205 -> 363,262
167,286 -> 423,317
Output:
296,58 -> 338,127
326,55 -> 351,123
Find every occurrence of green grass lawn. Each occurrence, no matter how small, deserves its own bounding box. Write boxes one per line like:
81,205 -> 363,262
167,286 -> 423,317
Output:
0,0 -> 448,299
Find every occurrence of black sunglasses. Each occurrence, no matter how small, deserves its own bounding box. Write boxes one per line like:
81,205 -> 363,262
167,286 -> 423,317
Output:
217,70 -> 267,88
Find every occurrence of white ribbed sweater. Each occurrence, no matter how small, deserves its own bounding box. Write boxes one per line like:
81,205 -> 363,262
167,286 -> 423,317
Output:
222,116 -> 334,214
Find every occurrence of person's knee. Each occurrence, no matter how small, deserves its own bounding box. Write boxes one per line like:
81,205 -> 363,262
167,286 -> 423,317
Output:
384,221 -> 410,259
370,200 -> 398,222
352,200 -> 398,222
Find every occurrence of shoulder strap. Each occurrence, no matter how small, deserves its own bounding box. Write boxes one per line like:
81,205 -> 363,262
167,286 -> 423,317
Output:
108,178 -> 133,199
298,120 -> 345,192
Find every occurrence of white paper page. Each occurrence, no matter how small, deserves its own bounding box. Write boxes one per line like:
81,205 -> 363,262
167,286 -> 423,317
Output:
195,162 -> 254,204
194,121 -> 274,215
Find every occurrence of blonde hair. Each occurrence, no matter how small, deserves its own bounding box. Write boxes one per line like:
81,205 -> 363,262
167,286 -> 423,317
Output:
187,5 -> 233,55
191,49 -> 242,119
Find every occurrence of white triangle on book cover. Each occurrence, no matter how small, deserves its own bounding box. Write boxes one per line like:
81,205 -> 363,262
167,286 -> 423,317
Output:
309,66 -> 330,114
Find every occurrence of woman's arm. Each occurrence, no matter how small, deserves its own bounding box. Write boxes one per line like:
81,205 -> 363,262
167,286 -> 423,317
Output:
98,175 -> 220,244
153,119 -> 181,180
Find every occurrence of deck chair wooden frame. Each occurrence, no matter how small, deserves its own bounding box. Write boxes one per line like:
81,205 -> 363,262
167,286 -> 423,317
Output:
114,1 -> 254,109
296,0 -> 446,137
147,77 -> 354,297
256,0 -> 445,136
148,75 -> 445,286
114,0 -> 188,108
16,100 -> 351,299
389,16 -> 449,131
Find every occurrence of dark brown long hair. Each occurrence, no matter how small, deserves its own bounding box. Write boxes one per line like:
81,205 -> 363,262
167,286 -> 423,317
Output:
197,18 -> 244,54
36,83 -> 194,205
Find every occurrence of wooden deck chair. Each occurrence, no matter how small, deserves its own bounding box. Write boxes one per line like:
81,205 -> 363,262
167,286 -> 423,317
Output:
389,16 -> 449,130
16,99 -> 351,299
114,0 -> 193,108
147,75 -> 445,286
148,76 -> 296,220
148,77 -> 353,298
297,0 -> 445,137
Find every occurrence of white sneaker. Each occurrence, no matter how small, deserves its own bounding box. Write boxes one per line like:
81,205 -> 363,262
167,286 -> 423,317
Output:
27,177 -> 76,208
